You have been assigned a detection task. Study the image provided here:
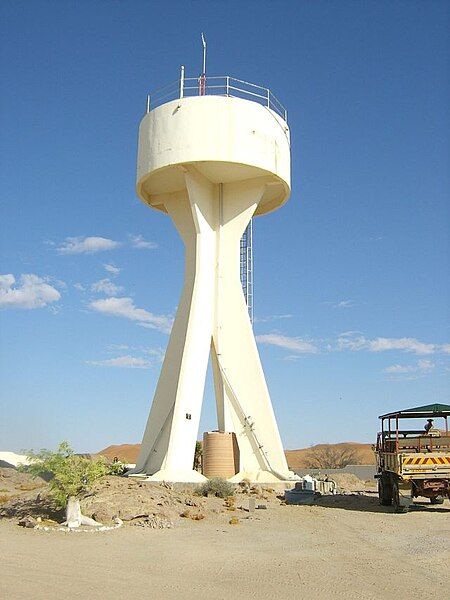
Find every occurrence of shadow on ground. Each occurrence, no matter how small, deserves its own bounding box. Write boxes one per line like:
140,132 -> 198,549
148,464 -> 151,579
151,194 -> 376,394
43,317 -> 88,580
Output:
311,493 -> 450,514
0,496 -> 64,521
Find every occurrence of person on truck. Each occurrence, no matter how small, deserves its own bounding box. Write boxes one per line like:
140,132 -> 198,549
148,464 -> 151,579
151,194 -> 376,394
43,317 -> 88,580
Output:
424,419 -> 434,433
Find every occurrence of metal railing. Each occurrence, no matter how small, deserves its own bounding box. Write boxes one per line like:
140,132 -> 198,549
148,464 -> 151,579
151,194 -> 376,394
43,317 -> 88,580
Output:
145,71 -> 287,121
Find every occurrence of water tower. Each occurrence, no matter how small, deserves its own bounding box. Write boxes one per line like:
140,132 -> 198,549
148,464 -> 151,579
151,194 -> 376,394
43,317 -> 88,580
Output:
132,59 -> 296,483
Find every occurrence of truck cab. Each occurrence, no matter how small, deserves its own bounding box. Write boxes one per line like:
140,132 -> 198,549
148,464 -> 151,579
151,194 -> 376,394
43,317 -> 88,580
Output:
375,403 -> 450,512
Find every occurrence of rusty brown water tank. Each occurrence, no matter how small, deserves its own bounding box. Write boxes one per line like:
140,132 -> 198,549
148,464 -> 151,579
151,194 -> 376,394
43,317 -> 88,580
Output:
202,431 -> 239,479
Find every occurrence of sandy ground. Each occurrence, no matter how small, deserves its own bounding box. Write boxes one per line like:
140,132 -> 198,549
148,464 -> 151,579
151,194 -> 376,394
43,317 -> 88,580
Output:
1,493 -> 449,600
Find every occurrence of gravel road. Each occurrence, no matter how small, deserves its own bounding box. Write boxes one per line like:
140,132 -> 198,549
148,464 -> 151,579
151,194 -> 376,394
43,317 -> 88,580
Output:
1,494 -> 448,599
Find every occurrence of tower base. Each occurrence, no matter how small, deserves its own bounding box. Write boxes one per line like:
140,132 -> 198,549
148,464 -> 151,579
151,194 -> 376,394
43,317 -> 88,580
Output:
129,469 -> 207,484
228,470 -> 299,484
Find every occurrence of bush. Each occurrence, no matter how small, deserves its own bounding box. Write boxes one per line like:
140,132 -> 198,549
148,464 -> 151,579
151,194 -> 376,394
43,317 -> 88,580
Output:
20,441 -> 110,508
195,477 -> 235,499
107,460 -> 128,476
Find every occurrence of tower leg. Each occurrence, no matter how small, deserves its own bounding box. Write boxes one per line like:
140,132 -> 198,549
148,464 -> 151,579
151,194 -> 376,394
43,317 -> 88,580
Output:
212,180 -> 294,482
134,168 -> 295,483
133,170 -> 217,482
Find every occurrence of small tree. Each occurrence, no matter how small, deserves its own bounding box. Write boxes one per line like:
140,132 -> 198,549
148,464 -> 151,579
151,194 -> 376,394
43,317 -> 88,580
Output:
304,445 -> 360,470
193,441 -> 202,471
21,441 -> 110,508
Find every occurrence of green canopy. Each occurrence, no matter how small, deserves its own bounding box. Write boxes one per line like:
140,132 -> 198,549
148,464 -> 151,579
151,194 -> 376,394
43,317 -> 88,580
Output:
379,403 -> 450,419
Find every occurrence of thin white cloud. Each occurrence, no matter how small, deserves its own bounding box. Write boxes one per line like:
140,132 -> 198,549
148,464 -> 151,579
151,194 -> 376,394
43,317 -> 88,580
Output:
129,234 -> 158,250
417,359 -> 435,372
441,344 -> 450,354
336,332 -> 367,351
256,331 -> 447,359
106,344 -> 165,362
86,355 -> 152,369
48,277 -> 67,291
57,236 -> 120,254
91,278 -> 124,296
0,274 -> 61,309
256,333 -> 318,354
106,344 -> 130,351
73,283 -> 86,291
144,347 -> 165,362
384,364 -> 415,374
322,300 -> 355,309
337,332 -> 437,355
89,297 -> 172,334
369,337 -> 435,355
104,264 -> 121,276
336,299 -> 354,308
384,359 -> 435,378
254,314 -> 292,323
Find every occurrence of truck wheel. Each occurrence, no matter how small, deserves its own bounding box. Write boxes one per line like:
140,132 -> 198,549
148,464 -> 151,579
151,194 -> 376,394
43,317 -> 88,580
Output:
378,476 -> 392,506
392,480 -> 408,513
430,496 -> 444,505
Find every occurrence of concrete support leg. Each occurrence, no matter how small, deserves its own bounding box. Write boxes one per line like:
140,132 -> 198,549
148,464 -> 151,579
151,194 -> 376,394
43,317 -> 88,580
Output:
134,168 -> 295,483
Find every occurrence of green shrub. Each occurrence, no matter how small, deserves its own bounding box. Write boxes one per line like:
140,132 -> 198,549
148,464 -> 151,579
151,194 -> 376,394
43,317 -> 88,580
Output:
20,441 -> 110,508
107,460 -> 128,476
195,477 -> 235,499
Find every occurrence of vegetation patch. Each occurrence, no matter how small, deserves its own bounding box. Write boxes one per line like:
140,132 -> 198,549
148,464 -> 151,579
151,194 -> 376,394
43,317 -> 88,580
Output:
19,441 -> 121,508
195,477 -> 235,499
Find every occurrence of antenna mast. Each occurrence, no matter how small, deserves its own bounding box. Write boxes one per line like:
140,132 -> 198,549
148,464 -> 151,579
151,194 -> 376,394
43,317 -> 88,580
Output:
201,32 -> 207,75
199,33 -> 206,95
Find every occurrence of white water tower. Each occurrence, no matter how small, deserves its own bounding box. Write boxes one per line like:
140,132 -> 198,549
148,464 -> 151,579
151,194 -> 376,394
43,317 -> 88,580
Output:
132,63 -> 295,483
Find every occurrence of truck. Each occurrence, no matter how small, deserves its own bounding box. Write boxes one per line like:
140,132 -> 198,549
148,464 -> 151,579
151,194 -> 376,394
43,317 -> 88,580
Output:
375,403 -> 450,512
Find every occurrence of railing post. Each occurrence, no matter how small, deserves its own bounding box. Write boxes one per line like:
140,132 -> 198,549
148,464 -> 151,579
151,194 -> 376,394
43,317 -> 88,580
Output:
180,65 -> 185,99
267,88 -> 270,108
146,94 -> 150,114
226,76 -> 229,96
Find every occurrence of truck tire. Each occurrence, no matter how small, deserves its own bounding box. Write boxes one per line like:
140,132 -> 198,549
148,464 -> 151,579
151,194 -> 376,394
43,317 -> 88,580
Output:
378,475 -> 392,506
392,479 -> 408,513
430,496 -> 444,505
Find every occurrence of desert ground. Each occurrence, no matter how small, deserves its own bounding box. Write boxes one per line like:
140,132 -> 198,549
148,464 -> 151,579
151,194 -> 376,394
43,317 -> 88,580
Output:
0,468 -> 448,600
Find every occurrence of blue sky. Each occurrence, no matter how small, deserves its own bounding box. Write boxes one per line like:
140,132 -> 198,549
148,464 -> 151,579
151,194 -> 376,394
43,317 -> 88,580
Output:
1,1 -> 448,453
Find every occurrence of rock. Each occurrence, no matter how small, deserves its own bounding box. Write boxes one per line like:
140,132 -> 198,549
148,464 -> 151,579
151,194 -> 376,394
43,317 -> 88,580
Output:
224,496 -> 236,508
18,516 -> 37,528
191,513 -> 205,521
239,479 -> 251,494
122,513 -> 146,522
229,517 -> 239,525
130,515 -> 172,529
250,484 -> 263,495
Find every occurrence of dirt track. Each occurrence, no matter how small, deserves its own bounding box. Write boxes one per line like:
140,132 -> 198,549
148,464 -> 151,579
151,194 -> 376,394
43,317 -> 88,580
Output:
1,494 -> 448,600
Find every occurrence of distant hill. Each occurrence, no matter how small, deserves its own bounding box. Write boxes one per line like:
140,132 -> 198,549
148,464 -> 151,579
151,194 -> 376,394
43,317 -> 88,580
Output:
97,441 -> 375,467
97,444 -> 141,463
